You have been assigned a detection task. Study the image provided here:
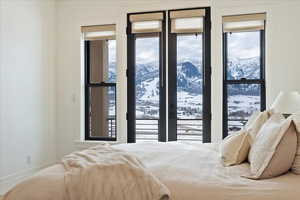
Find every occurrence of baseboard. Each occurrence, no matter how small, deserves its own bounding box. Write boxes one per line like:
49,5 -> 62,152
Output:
0,163 -> 53,195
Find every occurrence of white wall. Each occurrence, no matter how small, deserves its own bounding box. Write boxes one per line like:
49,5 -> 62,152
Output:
0,0 -> 299,191
0,0 -> 56,194
55,0 -> 300,158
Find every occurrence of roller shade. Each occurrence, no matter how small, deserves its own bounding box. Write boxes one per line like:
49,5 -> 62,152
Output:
223,13 -> 266,33
170,9 -> 205,33
81,24 -> 116,40
129,12 -> 164,33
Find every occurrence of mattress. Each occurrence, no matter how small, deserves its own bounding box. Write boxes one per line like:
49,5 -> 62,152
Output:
4,142 -> 300,200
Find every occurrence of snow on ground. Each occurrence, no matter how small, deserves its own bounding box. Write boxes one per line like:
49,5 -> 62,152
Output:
228,94 -> 260,119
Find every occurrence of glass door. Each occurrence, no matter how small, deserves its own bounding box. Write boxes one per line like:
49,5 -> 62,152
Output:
135,36 -> 160,141
127,8 -> 210,143
168,8 -> 211,142
127,11 -> 166,142
176,34 -> 203,141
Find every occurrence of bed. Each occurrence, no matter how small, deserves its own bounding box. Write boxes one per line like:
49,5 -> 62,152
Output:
3,142 -> 300,200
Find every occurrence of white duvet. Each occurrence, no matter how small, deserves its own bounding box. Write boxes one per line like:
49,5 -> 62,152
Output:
3,144 -> 169,200
3,142 -> 300,200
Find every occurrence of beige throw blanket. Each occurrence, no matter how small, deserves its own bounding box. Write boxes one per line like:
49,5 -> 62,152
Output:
61,144 -> 170,200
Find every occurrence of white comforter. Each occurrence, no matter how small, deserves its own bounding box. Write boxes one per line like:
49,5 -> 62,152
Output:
3,144 -> 169,200
116,142 -> 300,200
3,142 -> 300,200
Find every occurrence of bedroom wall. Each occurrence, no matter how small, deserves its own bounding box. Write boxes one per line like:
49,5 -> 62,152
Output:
55,0 -> 300,158
0,0 -> 56,194
211,0 -> 300,142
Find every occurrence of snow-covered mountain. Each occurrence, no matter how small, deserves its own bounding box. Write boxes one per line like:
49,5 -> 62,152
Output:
107,57 -> 260,100
227,57 -> 260,80
108,56 -> 261,98
134,56 -> 260,99
177,61 -> 202,94
227,57 -> 260,96
108,57 -> 261,120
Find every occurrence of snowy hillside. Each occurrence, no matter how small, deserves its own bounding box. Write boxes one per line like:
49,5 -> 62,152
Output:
109,57 -> 261,123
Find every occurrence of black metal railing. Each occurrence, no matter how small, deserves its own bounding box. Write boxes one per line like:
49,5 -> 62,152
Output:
228,118 -> 248,134
107,117 -> 116,138
136,119 -> 159,141
177,119 -> 202,141
136,118 -> 203,141
107,117 -> 248,140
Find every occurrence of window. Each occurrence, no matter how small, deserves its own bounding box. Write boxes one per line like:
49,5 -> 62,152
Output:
127,8 -> 211,143
223,14 -> 266,137
82,25 -> 117,141
127,11 -> 166,142
168,8 -> 211,142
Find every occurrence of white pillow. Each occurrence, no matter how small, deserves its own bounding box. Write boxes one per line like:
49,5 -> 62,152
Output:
220,129 -> 250,166
246,114 -> 297,179
291,114 -> 300,174
245,111 -> 270,146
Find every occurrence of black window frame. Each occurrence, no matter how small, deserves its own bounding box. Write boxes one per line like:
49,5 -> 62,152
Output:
84,40 -> 117,141
127,11 -> 166,143
168,7 -> 212,143
222,30 -> 266,138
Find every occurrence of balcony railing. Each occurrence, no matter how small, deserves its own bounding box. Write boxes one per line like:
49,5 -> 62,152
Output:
136,118 -> 203,141
228,118 -> 248,134
107,117 -> 248,140
177,119 -> 202,141
136,119 -> 159,141
107,117 -> 116,138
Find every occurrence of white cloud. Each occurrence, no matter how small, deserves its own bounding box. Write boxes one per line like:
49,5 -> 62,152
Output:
228,31 -> 260,59
108,39 -> 116,63
136,37 -> 159,65
135,34 -> 203,66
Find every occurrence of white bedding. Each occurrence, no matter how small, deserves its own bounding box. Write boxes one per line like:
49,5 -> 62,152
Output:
4,142 -> 300,200
116,142 -> 300,200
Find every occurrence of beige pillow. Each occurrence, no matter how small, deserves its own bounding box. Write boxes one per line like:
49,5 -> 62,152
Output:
291,114 -> 300,174
244,111 -> 260,127
245,111 -> 270,145
246,114 -> 297,179
220,129 -> 250,166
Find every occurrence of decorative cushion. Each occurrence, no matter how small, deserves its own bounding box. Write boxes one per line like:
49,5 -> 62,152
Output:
291,114 -> 300,174
245,114 -> 297,179
220,129 -> 250,166
245,111 -> 270,146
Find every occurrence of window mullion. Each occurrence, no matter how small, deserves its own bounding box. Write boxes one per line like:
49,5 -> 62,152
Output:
225,79 -> 264,84
88,83 -> 116,87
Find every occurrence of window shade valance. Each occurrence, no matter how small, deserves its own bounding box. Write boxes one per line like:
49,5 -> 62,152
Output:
129,12 -> 164,22
169,9 -> 205,33
169,9 -> 206,19
129,12 -> 164,34
81,24 -> 116,40
223,13 -> 266,33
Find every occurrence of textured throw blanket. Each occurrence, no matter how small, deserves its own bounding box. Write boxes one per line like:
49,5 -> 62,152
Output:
61,144 -> 170,200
